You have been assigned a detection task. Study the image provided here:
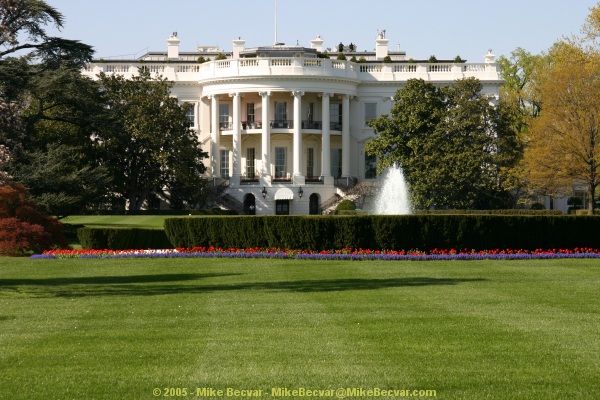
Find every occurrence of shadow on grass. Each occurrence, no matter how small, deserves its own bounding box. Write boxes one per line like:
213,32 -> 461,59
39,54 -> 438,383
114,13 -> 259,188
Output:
0,275 -> 486,298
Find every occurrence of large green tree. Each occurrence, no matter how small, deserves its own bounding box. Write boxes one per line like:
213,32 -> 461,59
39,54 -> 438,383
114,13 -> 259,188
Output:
97,68 -> 207,210
366,78 -> 520,210
0,0 -> 92,65
1,1 -> 113,217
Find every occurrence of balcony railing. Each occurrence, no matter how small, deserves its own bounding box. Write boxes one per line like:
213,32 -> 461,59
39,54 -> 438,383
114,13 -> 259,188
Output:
83,58 -> 501,83
270,120 -> 294,129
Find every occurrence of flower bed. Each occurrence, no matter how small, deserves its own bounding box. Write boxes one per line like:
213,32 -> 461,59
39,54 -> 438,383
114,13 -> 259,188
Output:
31,247 -> 600,261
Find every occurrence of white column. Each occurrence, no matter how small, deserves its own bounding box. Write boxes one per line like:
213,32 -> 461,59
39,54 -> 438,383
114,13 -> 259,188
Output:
210,95 -> 221,178
342,94 -> 351,178
320,93 -> 333,185
259,91 -> 271,185
230,92 -> 241,186
292,91 -> 305,185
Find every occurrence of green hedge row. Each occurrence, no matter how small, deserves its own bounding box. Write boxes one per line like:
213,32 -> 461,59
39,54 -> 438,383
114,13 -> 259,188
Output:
336,209 -> 563,216
164,215 -> 600,250
77,227 -> 172,250
415,209 -> 563,215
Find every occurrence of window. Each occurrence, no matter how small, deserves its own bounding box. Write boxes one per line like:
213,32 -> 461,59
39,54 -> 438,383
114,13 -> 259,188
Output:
246,103 -> 255,124
275,147 -> 287,178
364,103 -> 377,126
219,104 -> 230,130
365,153 -> 377,179
331,149 -> 342,178
184,103 -> 195,127
306,148 -> 314,178
330,103 -> 342,130
274,101 -> 287,125
307,103 -> 314,122
275,200 -> 290,215
220,149 -> 230,178
246,148 -> 255,178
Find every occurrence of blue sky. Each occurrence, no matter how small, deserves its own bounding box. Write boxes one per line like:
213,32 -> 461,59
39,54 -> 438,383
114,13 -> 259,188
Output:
46,0 -> 598,62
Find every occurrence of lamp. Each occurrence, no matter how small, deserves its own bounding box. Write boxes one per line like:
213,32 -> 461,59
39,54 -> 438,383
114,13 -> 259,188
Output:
261,186 -> 267,199
298,186 -> 303,198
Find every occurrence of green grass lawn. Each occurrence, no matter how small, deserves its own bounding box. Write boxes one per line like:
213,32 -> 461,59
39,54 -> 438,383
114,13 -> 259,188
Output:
61,215 -> 174,229
1,257 -> 599,399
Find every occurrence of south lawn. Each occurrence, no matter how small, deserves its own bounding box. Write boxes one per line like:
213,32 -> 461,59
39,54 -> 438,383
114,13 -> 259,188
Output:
0,257 -> 598,399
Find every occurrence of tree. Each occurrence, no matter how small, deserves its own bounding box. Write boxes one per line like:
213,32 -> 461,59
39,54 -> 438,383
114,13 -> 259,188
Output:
10,144 -> 111,218
0,0 -> 93,66
1,0 -> 109,216
366,78 -> 519,209
523,49 -> 600,214
97,68 -> 207,210
0,182 -> 67,254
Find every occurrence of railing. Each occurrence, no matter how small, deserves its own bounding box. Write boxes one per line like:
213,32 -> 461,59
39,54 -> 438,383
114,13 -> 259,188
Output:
243,121 -> 262,129
84,59 -> 501,83
335,176 -> 358,189
302,120 -> 322,129
270,120 -> 294,129
428,64 -> 452,73
330,122 -> 342,131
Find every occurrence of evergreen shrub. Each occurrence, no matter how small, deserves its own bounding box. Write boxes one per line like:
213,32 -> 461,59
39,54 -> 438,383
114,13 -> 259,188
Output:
165,215 -> 600,251
78,228 -> 172,250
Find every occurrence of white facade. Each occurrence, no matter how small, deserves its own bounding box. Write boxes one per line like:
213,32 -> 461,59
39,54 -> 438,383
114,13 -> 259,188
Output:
83,33 -> 503,215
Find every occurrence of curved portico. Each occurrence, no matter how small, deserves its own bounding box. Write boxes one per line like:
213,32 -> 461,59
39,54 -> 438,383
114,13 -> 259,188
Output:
202,76 -> 357,192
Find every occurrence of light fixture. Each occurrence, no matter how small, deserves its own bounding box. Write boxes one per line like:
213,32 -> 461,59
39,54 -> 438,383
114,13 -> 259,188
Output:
261,186 -> 267,199
298,186 -> 303,198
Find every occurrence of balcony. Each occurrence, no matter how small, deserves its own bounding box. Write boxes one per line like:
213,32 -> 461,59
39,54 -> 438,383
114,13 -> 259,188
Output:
83,58 -> 501,84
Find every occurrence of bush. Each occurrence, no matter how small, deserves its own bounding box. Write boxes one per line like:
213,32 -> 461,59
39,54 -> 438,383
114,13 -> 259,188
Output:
77,228 -> 172,250
336,199 -> 356,211
0,183 -> 67,254
164,215 -> 600,251
0,218 -> 51,256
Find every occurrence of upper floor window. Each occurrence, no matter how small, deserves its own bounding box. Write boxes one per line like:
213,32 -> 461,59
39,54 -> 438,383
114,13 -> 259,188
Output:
246,103 -> 255,123
330,103 -> 342,130
184,103 -> 195,127
219,104 -> 230,130
364,103 -> 377,126
275,101 -> 287,122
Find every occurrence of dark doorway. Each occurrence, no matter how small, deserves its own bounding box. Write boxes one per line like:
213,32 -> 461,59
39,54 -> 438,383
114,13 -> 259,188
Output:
244,194 -> 256,215
309,193 -> 320,215
275,200 -> 290,215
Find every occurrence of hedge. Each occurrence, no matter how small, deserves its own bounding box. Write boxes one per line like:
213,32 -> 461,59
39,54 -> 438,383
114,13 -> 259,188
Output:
77,227 -> 172,250
164,215 -> 600,251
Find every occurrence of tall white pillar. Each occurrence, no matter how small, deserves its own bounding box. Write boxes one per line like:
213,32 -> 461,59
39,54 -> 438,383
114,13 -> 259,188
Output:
230,92 -> 241,186
259,91 -> 271,185
342,94 -> 351,178
210,95 -> 221,178
320,93 -> 333,185
292,91 -> 305,185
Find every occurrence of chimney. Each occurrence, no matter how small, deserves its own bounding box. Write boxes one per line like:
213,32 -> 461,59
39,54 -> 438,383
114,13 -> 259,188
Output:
310,35 -> 324,52
167,32 -> 180,60
232,38 -> 246,59
375,29 -> 389,60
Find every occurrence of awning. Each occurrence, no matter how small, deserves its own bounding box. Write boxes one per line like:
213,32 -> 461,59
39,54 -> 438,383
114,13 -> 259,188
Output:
274,187 -> 294,200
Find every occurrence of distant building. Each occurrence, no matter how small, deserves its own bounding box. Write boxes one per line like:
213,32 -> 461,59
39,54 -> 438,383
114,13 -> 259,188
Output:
83,32 -> 502,214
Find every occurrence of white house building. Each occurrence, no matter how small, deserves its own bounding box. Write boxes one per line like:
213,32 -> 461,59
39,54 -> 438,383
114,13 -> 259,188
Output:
83,32 -> 503,215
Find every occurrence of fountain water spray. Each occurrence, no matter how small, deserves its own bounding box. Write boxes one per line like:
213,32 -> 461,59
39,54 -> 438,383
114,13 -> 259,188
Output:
374,164 -> 412,214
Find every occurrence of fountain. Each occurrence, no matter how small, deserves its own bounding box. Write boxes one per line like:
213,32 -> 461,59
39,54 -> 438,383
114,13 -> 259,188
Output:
374,164 -> 412,214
